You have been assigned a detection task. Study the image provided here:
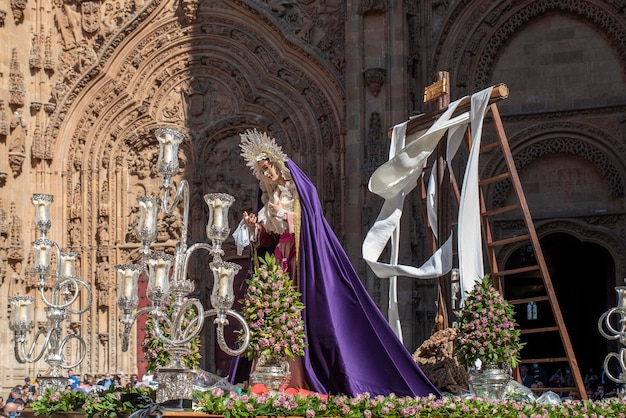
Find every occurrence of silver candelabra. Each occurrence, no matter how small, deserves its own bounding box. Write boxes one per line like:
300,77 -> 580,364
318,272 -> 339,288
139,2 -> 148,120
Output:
118,127 -> 250,404
9,194 -> 93,394
598,285 -> 626,398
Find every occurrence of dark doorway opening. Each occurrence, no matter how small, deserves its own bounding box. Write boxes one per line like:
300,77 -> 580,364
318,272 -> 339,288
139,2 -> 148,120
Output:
503,232 -> 615,389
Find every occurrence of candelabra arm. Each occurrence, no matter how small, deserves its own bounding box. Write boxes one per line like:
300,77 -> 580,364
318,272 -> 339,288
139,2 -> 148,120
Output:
180,243 -> 213,282
38,278 -> 80,309
205,308 -> 250,356
120,306 -> 153,352
598,308 -> 625,340
58,334 -> 87,369
64,278 -> 93,315
15,327 -> 53,364
154,299 -> 205,346
162,179 -> 189,249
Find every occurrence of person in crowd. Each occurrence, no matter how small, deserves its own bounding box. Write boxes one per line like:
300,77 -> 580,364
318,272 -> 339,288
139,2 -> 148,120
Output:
1,401 -> 21,418
520,365 -> 534,387
5,387 -> 21,404
584,367 -> 599,392
67,370 -> 79,390
230,129 -> 440,397
126,374 -> 139,388
549,369 -> 565,388
531,363 -> 548,385
594,384 -> 605,400
97,372 -> 113,390
112,373 -> 123,389
76,374 -> 95,394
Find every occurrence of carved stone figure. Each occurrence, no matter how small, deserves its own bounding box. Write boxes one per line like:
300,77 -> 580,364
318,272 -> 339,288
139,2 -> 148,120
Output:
181,0 -> 199,24
81,1 -> 101,34
9,112 -> 26,177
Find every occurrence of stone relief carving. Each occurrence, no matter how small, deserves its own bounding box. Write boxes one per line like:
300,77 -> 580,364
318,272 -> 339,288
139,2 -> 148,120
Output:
181,0 -> 199,24
81,1 -> 101,34
9,112 -> 26,177
69,217 -> 82,247
95,261 -> 112,308
10,0 -> 25,24
489,136 -> 625,207
29,32 -> 42,70
7,203 -> 23,262
360,0 -> 387,14
262,0 -> 344,73
9,48 -> 25,108
0,101 -> 8,137
44,29 -> 55,70
364,68 -> 386,97
475,1 -> 626,89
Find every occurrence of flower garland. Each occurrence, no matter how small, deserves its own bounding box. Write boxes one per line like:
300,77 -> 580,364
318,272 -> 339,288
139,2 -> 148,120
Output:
194,388 -> 626,418
238,252 -> 307,360
454,275 -> 524,369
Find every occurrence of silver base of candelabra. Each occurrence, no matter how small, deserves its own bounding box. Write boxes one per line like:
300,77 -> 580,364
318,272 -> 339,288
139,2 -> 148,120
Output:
37,375 -> 68,393
156,367 -> 194,405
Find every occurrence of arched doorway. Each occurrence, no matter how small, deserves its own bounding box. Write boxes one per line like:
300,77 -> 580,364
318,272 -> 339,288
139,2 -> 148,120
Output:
504,232 -> 615,389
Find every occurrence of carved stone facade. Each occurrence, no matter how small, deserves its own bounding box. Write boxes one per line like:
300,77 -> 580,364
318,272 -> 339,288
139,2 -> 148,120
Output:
0,0 -> 624,389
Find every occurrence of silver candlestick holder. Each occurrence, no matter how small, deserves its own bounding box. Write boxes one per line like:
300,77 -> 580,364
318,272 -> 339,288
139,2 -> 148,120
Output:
599,285 -> 626,399
9,194 -> 92,394
118,127 -> 250,405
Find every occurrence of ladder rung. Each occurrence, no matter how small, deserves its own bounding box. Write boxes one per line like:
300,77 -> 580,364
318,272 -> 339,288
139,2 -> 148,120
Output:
508,295 -> 549,305
488,234 -> 530,247
530,386 -> 577,393
482,203 -> 521,217
480,141 -> 500,153
522,357 -> 569,364
521,326 -> 559,335
479,172 -> 511,185
493,265 -> 541,277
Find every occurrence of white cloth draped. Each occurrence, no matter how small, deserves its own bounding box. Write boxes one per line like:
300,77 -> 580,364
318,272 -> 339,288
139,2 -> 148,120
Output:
362,86 -> 495,339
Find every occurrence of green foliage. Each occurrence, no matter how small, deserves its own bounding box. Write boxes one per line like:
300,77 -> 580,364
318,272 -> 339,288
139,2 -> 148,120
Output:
237,252 -> 307,361
81,386 -> 155,418
142,294 -> 202,372
454,275 -> 525,369
30,388 -> 87,415
31,386 -> 156,418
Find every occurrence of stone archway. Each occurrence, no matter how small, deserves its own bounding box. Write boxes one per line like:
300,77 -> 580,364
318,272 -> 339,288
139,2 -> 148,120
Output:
431,0 -> 626,98
28,0 -> 346,377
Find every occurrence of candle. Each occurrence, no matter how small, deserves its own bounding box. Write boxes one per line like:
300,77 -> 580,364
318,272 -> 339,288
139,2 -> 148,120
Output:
123,271 -> 135,299
60,252 -> 78,278
156,128 -> 184,175
32,194 -> 53,227
213,198 -> 223,228
34,239 -> 52,270
218,266 -> 230,298
155,261 -> 167,289
18,300 -> 30,323
136,196 -> 160,242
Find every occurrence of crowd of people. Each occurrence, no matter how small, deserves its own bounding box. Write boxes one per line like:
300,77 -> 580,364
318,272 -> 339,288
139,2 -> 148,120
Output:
519,363 -> 618,400
0,370 -> 156,417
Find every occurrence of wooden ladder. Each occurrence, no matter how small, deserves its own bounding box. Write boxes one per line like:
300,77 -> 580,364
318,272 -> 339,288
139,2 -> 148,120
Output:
406,80 -> 588,400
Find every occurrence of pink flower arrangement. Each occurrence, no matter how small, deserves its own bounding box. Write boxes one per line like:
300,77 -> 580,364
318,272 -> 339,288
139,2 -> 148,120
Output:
238,252 -> 307,361
454,275 -> 524,369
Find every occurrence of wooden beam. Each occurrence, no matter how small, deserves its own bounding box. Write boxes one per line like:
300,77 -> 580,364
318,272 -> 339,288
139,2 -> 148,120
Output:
388,83 -> 509,138
423,77 -> 448,104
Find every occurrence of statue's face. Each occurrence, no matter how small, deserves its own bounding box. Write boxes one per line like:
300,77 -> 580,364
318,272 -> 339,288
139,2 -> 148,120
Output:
258,160 -> 281,184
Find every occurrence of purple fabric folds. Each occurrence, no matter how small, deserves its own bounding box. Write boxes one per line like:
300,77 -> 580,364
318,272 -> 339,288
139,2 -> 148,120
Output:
286,159 -> 439,397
